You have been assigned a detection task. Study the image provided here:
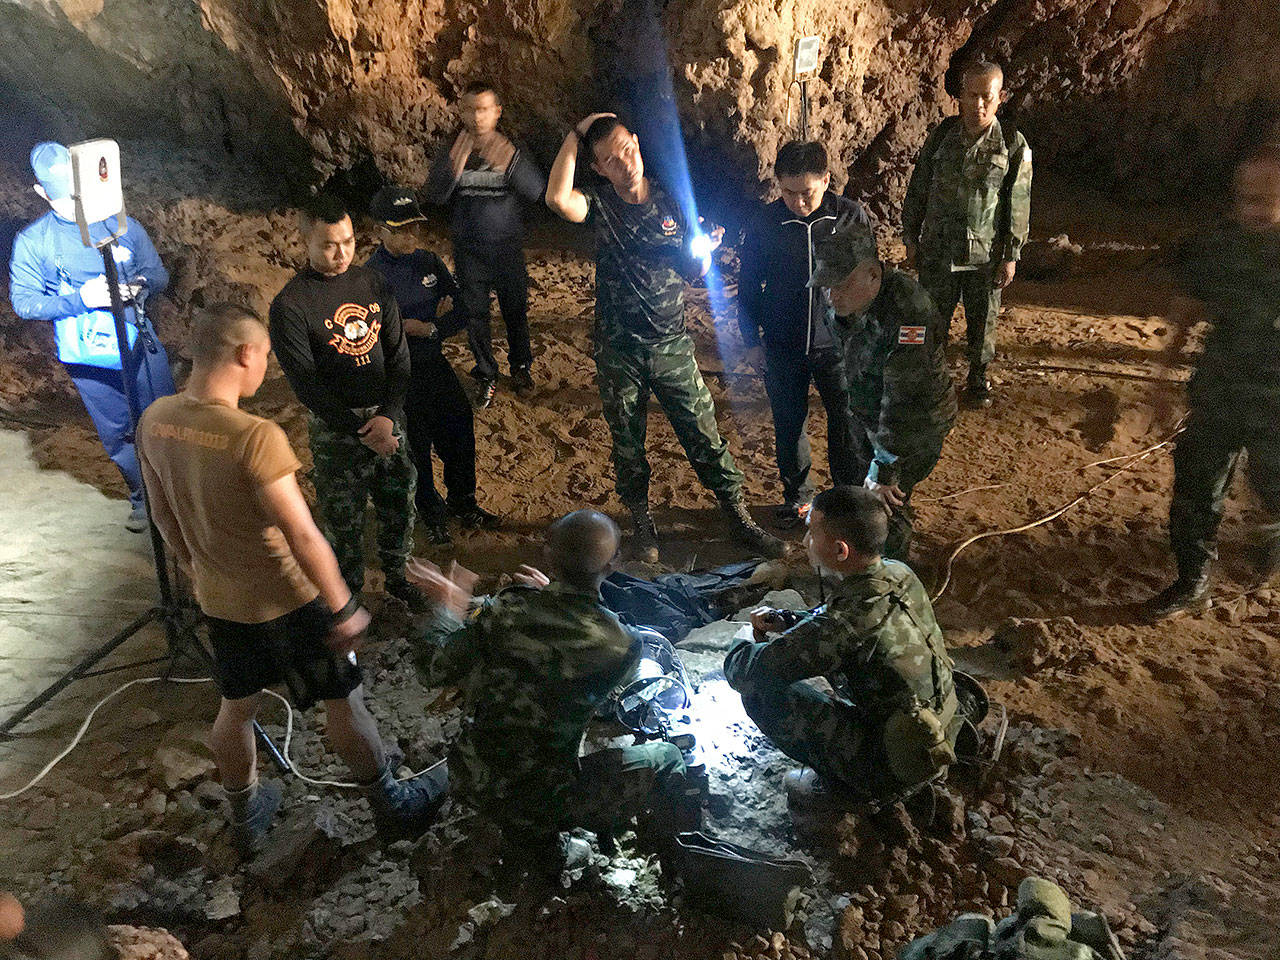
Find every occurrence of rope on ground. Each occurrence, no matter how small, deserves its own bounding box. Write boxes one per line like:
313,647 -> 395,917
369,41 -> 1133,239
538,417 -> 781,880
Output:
929,417 -> 1188,603
1,676 -> 435,800
917,482 -> 1009,504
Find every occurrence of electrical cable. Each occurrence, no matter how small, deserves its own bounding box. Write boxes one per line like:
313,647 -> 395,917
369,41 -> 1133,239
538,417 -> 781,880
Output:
929,418 -> 1188,603
0,675 -> 438,801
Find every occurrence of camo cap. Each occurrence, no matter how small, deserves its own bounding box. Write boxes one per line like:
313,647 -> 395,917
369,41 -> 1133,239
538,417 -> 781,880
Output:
808,213 -> 880,288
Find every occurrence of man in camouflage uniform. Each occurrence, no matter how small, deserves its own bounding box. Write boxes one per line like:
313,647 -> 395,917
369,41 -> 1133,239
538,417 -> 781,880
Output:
545,112 -> 783,562
902,60 -> 1032,407
724,486 -> 961,820
409,510 -> 695,851
810,217 -> 956,561
900,877 -> 1124,960
1147,147 -> 1280,618
269,195 -> 424,605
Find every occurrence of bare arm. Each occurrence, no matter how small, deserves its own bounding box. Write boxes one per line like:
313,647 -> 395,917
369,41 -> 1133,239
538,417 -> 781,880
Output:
257,472 -> 353,614
546,113 -> 615,223
138,452 -> 191,569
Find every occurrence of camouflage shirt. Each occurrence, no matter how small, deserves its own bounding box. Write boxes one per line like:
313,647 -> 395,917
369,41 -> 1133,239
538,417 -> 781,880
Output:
583,181 -> 703,345
724,558 -> 955,723
414,582 -> 640,829
1176,225 -> 1280,415
902,116 -> 1032,267
837,268 -> 957,486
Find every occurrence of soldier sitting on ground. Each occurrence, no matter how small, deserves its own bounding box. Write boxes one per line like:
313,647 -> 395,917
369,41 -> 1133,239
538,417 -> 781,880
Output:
724,486 -> 961,828
407,510 -> 697,860
810,217 -> 956,562
900,876 -> 1124,960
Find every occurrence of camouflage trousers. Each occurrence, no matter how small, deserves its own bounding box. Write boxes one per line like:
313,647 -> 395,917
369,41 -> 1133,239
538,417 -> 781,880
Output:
309,415 -> 416,593
594,333 -> 744,507
463,741 -> 690,849
918,262 -> 1001,369
850,416 -> 950,562
1169,406 -> 1280,577
724,670 -> 897,803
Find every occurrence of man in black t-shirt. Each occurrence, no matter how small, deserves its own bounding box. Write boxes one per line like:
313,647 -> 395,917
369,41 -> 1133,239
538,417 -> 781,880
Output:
268,194 -> 423,606
545,113 -> 783,562
365,186 -> 500,545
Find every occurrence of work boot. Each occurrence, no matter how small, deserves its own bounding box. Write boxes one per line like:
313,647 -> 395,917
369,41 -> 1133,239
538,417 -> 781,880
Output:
225,778 -> 283,856
772,500 -> 809,530
1145,573 -> 1211,620
384,575 -> 429,612
449,500 -> 502,530
721,500 -> 786,559
628,504 -> 660,563
125,503 -> 148,533
364,761 -> 448,842
963,368 -> 992,409
512,365 -> 535,397
421,521 -> 452,546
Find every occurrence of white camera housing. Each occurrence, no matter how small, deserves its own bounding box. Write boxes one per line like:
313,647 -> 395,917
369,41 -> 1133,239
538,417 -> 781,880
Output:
69,139 -> 127,248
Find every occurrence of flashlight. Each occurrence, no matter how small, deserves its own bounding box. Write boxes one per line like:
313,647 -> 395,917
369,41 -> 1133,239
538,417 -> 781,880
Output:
689,232 -> 713,262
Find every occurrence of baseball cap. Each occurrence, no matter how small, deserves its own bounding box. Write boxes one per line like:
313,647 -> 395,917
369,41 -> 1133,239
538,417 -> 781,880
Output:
808,214 -> 880,288
30,142 -> 72,201
369,185 -> 426,227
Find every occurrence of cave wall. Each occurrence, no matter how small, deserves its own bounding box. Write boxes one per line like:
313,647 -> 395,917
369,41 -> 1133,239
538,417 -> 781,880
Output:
0,0 -> 1274,213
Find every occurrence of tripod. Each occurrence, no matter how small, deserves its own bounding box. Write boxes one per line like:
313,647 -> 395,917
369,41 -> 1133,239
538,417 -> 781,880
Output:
0,241 -> 287,770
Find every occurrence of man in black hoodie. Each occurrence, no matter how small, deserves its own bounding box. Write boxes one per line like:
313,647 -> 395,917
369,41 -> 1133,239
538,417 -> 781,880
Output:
425,80 -> 546,407
739,142 -> 874,528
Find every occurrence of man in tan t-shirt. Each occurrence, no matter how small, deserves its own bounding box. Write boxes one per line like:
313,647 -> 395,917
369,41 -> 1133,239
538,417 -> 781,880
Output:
137,302 -> 446,854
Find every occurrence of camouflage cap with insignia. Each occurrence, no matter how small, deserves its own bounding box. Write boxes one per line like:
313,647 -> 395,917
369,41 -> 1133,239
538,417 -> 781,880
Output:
808,214 -> 880,288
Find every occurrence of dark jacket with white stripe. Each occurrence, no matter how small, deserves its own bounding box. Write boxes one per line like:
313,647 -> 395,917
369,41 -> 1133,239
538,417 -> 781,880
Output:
425,136 -> 546,247
738,193 -> 874,357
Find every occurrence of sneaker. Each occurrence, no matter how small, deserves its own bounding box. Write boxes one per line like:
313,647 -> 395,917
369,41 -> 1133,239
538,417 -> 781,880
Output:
364,761 -> 449,841
226,779 -> 283,856
125,504 -> 148,533
384,575 -> 429,611
474,379 -> 496,409
1144,575 -> 1211,620
628,504 -> 660,563
449,502 -> 502,530
422,521 -> 452,546
512,365 -> 535,396
772,501 -> 809,530
721,500 -> 786,559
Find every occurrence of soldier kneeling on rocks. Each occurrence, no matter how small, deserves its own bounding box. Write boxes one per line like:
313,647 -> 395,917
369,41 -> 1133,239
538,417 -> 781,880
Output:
407,510 -> 699,862
724,486 -> 962,828
900,876 -> 1124,960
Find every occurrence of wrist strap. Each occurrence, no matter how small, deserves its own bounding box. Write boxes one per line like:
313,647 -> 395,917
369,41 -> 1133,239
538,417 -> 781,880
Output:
330,594 -> 361,626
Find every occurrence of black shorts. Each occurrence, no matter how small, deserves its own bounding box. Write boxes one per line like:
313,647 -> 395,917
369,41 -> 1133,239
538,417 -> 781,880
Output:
207,598 -> 363,708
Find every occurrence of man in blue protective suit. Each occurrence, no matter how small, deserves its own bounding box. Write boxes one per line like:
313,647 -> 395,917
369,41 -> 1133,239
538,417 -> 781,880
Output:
8,142 -> 174,532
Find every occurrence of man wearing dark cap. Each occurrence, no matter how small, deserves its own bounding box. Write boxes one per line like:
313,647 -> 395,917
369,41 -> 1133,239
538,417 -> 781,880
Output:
808,217 -> 956,560
9,141 -> 173,532
365,186 -> 500,545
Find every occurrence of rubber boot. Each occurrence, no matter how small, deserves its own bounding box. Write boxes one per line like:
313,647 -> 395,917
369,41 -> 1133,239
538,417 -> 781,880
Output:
364,761 -> 448,841
721,500 -> 786,559
628,503 -> 660,563
225,778 -> 283,856
1145,570 -> 1211,620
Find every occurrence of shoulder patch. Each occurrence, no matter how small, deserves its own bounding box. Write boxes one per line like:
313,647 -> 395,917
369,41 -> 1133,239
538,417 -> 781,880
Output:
660,215 -> 678,235
898,325 -> 926,345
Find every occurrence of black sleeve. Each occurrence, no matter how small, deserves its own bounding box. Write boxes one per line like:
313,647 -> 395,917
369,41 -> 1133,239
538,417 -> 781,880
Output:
375,274 -> 411,422
737,212 -> 766,347
507,144 -> 547,204
268,292 -> 363,434
425,142 -> 460,205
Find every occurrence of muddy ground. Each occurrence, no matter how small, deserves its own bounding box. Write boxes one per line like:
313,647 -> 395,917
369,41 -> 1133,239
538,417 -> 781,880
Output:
0,145 -> 1277,960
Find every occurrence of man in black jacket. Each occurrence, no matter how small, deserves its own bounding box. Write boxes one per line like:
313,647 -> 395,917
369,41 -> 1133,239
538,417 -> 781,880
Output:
365,186 -> 500,546
425,80 -> 546,407
739,142 -> 873,527
268,194 -> 423,606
